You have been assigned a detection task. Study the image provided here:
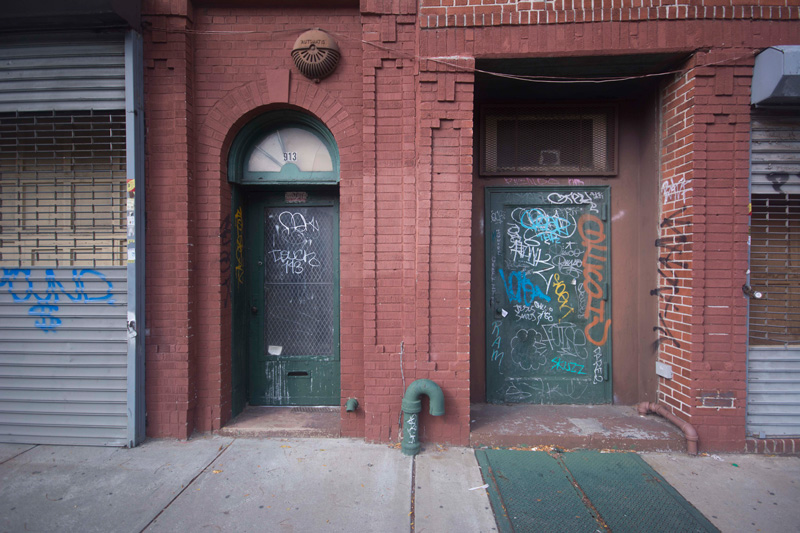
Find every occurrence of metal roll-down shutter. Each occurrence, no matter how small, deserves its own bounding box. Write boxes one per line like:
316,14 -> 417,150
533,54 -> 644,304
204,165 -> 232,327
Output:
747,114 -> 800,438
0,35 -> 131,446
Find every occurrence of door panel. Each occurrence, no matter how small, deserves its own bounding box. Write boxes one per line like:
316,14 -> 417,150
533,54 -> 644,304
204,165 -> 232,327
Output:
486,187 -> 612,404
245,191 -> 340,405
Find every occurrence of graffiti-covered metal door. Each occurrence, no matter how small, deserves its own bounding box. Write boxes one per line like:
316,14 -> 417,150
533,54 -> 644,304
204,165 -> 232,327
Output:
245,190 -> 340,406
486,187 -> 612,404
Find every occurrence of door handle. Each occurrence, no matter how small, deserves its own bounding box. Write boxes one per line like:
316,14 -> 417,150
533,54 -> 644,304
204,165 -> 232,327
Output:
251,306 -> 258,314
742,284 -> 763,300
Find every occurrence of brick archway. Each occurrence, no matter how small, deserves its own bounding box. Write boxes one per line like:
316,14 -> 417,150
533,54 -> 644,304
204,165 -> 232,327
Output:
191,72 -> 361,433
199,71 -> 359,173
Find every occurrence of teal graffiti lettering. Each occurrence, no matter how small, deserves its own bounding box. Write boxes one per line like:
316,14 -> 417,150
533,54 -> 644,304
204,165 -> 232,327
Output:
551,356 -> 586,375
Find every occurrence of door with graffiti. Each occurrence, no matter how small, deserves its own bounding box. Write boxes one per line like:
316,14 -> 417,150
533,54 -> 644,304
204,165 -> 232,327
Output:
486,187 -> 612,404
244,189 -> 340,406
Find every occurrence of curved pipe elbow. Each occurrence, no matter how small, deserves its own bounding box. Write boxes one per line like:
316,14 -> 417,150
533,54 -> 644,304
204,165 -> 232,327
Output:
401,379 -> 445,417
638,401 -> 699,455
400,379 -> 445,457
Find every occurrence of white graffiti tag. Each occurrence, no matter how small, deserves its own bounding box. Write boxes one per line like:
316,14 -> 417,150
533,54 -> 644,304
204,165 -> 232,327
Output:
269,249 -> 321,274
547,191 -> 599,212
269,211 -> 324,274
276,211 -> 319,246
661,177 -> 692,205
593,346 -> 604,384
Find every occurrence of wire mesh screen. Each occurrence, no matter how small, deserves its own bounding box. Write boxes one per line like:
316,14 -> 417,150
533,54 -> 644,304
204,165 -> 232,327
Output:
482,105 -> 617,176
0,110 -> 127,267
749,194 -> 800,346
264,206 -> 335,357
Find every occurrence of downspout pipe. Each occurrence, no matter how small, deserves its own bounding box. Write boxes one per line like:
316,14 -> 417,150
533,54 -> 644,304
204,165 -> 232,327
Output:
401,379 -> 445,456
638,401 -> 699,455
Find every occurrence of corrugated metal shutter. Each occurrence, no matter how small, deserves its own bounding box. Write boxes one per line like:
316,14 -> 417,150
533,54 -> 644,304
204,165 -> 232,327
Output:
0,105 -> 129,445
750,115 -> 800,195
0,37 -> 125,112
748,115 -> 800,436
0,268 -> 128,445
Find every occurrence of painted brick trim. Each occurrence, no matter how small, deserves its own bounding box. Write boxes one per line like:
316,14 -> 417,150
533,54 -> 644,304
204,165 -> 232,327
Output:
746,438 -> 800,455
419,1 -> 800,28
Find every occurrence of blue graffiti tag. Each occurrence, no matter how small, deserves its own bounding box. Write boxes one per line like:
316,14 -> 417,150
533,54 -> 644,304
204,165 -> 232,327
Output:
499,269 -> 551,306
1,269 -> 115,332
514,208 -> 573,244
28,305 -> 61,332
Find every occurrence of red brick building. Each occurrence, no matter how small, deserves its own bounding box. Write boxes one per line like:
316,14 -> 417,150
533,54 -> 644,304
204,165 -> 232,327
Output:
139,0 -> 800,453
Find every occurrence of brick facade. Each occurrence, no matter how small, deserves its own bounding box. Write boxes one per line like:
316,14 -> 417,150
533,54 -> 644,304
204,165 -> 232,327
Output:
142,0 -> 800,452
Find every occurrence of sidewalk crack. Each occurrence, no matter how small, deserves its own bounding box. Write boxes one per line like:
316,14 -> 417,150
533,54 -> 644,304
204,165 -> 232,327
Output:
0,444 -> 38,465
410,455 -> 416,533
139,438 -> 235,532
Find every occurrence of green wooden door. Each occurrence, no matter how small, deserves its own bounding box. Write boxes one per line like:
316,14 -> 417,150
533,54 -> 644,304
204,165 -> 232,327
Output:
245,190 -> 340,405
486,187 -> 612,404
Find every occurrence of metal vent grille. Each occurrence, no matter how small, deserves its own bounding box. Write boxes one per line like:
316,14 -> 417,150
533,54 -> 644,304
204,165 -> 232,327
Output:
290,407 -> 338,413
291,29 -> 340,82
749,194 -> 800,346
482,105 -> 617,176
0,110 -> 127,267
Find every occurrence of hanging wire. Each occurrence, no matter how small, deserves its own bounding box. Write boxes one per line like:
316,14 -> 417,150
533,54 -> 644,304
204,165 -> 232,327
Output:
143,22 -> 758,85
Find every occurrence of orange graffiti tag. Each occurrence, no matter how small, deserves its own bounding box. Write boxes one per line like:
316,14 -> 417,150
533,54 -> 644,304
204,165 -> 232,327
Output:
578,213 -> 611,346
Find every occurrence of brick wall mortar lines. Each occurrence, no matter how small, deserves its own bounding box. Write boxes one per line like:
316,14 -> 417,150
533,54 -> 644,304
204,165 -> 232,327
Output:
687,51 -> 753,451
657,64 -> 696,423
417,56 -> 475,445
419,1 -> 800,27
144,9 -> 197,439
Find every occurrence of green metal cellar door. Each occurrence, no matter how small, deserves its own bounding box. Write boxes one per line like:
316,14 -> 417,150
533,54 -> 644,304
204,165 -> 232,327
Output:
244,190 -> 340,406
486,187 -> 612,404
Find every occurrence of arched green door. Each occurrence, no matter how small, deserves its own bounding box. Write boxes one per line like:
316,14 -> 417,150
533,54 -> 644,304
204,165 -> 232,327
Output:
229,112 -> 340,408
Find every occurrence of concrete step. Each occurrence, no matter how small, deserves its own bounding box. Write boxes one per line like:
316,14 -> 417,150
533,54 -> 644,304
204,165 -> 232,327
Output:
469,403 -> 688,452
218,406 -> 340,438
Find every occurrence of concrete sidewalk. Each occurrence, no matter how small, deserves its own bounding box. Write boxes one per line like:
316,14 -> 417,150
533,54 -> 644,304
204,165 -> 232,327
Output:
0,437 -> 495,533
1,436 -> 798,533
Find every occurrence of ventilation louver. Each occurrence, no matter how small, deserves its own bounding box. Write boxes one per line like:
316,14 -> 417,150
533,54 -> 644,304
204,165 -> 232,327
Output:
291,29 -> 341,83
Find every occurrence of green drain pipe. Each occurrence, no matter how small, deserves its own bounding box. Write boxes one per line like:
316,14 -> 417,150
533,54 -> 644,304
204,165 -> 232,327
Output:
401,379 -> 445,456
